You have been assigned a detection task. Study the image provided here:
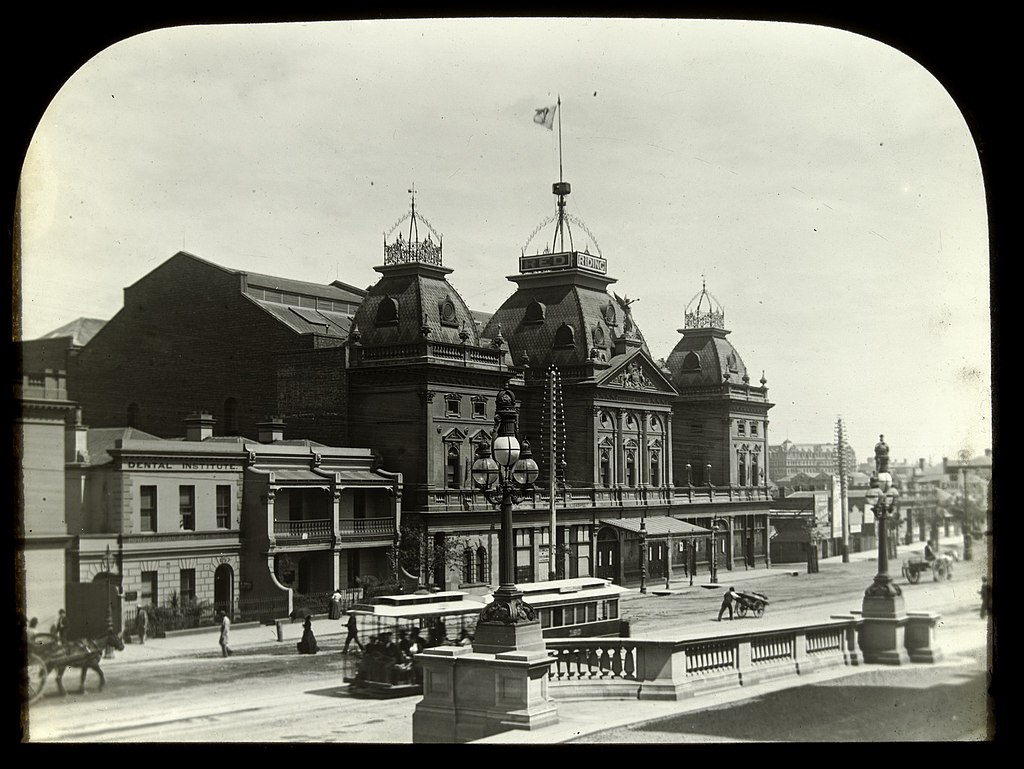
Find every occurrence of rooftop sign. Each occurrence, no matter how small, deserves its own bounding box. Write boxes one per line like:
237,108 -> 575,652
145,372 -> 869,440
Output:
519,250 -> 607,275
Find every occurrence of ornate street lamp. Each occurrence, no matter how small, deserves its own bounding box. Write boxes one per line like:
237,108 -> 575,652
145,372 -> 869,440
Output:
99,545 -> 116,658
471,386 -> 541,646
863,435 -> 902,604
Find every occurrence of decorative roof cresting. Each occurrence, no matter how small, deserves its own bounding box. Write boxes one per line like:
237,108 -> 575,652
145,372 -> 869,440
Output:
383,184 -> 443,267
683,278 -> 726,330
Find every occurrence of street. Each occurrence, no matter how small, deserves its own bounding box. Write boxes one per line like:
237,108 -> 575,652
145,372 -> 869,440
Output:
23,539 -> 993,743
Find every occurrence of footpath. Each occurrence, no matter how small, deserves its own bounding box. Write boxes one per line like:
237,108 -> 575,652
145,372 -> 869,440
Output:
97,534 -> 987,743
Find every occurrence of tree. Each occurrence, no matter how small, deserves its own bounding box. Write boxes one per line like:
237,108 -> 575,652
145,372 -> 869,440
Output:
391,523 -> 471,591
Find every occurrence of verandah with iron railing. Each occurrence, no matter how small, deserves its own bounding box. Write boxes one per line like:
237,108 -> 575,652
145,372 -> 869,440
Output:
121,587 -> 364,637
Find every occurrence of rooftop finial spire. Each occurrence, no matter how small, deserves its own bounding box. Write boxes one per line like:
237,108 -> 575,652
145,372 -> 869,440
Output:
407,183 -> 419,243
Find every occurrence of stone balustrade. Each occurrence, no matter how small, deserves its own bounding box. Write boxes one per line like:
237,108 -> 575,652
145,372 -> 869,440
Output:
542,614 -> 941,701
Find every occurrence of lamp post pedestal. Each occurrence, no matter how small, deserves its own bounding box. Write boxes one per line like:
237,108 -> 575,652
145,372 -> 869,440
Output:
412,386 -> 557,743
857,438 -> 912,665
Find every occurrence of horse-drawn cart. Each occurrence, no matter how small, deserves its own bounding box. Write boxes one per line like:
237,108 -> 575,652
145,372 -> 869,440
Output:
25,631 -> 123,703
735,591 -> 769,618
902,554 -> 953,584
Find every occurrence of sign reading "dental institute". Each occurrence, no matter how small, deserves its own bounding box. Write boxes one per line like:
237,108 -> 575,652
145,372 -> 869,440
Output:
123,459 -> 243,472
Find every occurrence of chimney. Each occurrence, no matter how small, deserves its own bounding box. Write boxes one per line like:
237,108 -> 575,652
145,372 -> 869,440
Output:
918,458 -> 925,470
257,417 -> 286,443
65,406 -> 90,463
184,411 -> 216,441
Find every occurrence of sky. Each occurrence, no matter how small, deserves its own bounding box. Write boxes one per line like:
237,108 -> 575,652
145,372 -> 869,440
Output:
14,17 -> 993,468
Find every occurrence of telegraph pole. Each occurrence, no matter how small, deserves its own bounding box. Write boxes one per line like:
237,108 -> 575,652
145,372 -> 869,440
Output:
836,417 -> 851,563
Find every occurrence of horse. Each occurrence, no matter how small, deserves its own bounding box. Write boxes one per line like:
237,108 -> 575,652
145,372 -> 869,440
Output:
931,554 -> 955,582
50,630 -> 125,696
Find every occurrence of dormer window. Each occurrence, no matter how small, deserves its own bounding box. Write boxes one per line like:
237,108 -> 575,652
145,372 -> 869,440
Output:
681,351 -> 700,371
604,303 -> 617,326
726,351 -> 739,373
439,297 -> 459,327
592,324 -> 606,346
524,299 -> 546,325
375,295 -> 399,326
553,323 -> 575,348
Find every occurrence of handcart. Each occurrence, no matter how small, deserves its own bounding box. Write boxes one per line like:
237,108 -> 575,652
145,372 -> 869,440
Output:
735,591 -> 769,618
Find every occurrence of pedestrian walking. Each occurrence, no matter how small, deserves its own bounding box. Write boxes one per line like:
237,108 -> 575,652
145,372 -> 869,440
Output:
54,608 -> 68,646
136,608 -> 148,644
328,588 -> 344,620
717,586 -> 740,621
979,577 -> 992,618
297,615 -> 318,654
218,611 -> 233,657
342,611 -> 363,653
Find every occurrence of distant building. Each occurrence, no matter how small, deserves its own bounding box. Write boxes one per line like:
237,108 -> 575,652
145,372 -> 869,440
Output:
768,439 -> 856,482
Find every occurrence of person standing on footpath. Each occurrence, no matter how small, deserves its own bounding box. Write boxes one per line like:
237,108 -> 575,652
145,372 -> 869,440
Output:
342,611 -> 363,654
218,611 -> 233,657
979,577 -> 993,619
717,587 -> 740,621
136,608 -> 148,644
328,588 -> 344,620
54,609 -> 68,646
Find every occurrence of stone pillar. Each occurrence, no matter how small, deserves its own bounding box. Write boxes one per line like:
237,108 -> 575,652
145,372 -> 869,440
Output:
640,410 -> 650,486
413,645 -> 558,743
615,408 -> 626,486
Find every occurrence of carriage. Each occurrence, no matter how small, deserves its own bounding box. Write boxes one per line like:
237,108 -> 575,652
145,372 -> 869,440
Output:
342,590 -> 488,698
734,591 -> 769,618
25,631 -> 124,703
341,578 -> 631,698
902,554 -> 954,584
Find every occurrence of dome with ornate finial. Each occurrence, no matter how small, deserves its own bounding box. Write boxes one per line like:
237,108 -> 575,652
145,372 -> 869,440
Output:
665,279 -> 758,390
351,188 -> 481,349
483,179 -> 651,372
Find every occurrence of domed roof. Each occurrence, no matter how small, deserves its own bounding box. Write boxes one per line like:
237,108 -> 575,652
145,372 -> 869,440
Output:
483,178 -> 649,370
665,282 -> 756,389
350,192 -> 480,348
482,269 -> 651,370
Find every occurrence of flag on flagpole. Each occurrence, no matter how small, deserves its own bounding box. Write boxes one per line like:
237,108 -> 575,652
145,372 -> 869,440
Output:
533,104 -> 557,130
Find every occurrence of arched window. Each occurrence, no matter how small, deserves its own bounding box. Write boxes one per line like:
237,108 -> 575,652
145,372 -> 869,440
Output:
738,451 -> 748,486
626,451 -> 636,487
681,351 -> 700,371
600,450 -> 612,487
126,403 -> 140,428
476,545 -> 487,583
524,298 -> 546,324
650,452 -> 661,487
463,548 -> 474,583
752,454 -> 761,486
375,295 -> 399,326
224,397 -> 239,435
553,323 -> 575,348
446,444 -> 461,489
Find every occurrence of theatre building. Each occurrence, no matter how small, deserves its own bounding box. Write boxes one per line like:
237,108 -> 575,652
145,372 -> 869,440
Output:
57,182 -> 778,593
65,411 -> 401,621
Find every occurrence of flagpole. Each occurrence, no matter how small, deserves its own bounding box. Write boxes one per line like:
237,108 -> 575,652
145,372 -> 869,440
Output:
557,95 -> 563,184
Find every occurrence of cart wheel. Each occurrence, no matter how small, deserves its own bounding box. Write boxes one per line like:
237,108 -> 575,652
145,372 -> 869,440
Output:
754,603 -> 765,619
907,568 -> 920,584
736,604 -> 748,618
26,653 -> 48,704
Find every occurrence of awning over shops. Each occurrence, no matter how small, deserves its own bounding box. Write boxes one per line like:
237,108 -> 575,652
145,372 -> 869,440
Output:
599,517 -> 710,537
271,469 -> 330,485
333,468 -> 392,485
